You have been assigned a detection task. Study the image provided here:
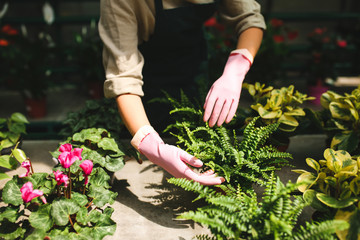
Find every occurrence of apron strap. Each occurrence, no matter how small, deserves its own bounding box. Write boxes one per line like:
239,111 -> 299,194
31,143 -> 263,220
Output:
154,0 -> 163,14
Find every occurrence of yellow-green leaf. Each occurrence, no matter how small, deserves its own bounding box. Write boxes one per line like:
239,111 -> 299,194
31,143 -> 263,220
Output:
350,177 -> 360,195
284,108 -> 305,116
11,148 -> 27,163
278,114 -> 299,126
329,102 -> 352,121
297,172 -> 316,192
324,148 -> 346,173
316,193 -> 357,208
306,158 -> 320,172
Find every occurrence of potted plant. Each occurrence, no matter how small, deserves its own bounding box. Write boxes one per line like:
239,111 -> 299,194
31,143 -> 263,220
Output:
0,112 -> 29,154
306,27 -> 354,105
0,24 -> 21,89
319,86 -> 360,155
169,175 -> 348,240
243,82 -> 315,150
246,18 -> 298,85
59,98 -> 138,162
163,91 -> 292,189
70,20 -> 104,99
294,148 -> 360,240
0,128 -> 124,239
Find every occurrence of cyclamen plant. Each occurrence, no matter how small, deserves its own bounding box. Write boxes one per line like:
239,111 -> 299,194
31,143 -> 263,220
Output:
0,143 -> 117,240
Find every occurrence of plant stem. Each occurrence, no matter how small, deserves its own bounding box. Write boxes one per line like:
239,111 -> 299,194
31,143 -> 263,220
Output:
67,170 -> 72,199
28,158 -> 35,174
68,215 -> 76,232
86,198 -> 93,209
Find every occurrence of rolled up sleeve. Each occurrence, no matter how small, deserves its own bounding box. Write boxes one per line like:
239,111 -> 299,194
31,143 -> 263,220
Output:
99,0 -> 145,98
219,0 -> 266,36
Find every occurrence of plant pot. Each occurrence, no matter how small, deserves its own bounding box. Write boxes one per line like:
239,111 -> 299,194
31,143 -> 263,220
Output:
308,84 -> 329,106
24,97 -> 47,119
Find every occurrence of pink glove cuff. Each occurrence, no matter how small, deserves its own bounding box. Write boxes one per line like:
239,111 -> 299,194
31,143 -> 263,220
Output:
230,49 -> 254,65
131,125 -> 156,151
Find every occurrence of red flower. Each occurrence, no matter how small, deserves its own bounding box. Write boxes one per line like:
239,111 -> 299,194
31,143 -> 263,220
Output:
80,160 -> 93,185
0,39 -> 9,46
1,24 -> 18,35
287,31 -> 298,40
336,39 -> 347,48
314,27 -> 326,35
273,35 -> 285,43
204,17 -> 217,27
270,18 -> 284,27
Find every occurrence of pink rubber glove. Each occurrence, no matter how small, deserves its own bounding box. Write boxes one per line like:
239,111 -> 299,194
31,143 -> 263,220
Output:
203,49 -> 252,127
134,126 -> 225,185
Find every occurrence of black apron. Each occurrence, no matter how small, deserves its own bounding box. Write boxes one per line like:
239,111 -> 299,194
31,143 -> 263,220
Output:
139,0 -> 218,131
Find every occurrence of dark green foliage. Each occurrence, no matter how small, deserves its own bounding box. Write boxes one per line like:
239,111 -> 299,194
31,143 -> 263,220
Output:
60,98 -> 124,139
168,176 -> 349,240
59,98 -> 138,160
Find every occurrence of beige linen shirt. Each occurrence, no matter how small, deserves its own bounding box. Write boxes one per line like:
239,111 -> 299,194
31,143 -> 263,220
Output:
99,0 -> 266,98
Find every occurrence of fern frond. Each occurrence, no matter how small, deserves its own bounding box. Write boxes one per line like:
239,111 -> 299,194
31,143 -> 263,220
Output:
292,220 -> 349,240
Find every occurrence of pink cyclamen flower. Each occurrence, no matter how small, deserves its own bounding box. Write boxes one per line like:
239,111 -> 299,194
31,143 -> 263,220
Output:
19,161 -> 31,178
58,143 -> 83,168
53,170 -> 69,187
80,160 -> 93,185
20,182 -> 44,203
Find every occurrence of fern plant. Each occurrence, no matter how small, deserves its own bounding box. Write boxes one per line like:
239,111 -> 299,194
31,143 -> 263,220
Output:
168,175 -> 349,240
167,100 -> 292,189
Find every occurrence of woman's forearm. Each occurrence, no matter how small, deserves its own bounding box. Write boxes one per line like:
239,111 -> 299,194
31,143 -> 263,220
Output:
116,94 -> 151,136
236,27 -> 263,58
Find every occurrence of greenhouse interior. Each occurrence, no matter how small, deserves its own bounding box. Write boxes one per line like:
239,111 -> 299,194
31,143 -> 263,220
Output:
1,0 -> 360,239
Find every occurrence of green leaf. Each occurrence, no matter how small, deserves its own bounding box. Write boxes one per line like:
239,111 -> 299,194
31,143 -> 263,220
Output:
90,168 -> 110,188
82,150 -> 105,167
0,221 -> 26,240
278,114 -> 299,127
2,179 -> 23,206
104,156 -> 124,172
306,158 -> 320,172
316,193 -> 357,209
72,192 -> 89,206
329,102 -> 352,121
347,208 -> 360,240
0,206 -> 21,223
11,148 -> 27,163
324,148 -> 343,173
9,122 -> 26,135
10,112 -> 29,124
0,172 -> 11,180
76,207 -> 89,225
51,199 -> 80,226
25,229 -> 47,240
0,155 -> 18,169
97,137 -> 121,153
336,132 -> 360,154
350,177 -> 360,195
88,210 -> 102,223
29,204 -> 54,231
88,186 -> 117,208
1,139 -> 14,149
303,190 -> 328,211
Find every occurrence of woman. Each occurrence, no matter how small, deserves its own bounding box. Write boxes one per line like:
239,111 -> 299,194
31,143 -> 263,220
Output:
98,0 -> 265,185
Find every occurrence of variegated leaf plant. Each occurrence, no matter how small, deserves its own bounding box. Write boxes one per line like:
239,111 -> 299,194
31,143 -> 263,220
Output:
294,148 -> 360,240
243,82 -> 314,147
320,86 -> 360,155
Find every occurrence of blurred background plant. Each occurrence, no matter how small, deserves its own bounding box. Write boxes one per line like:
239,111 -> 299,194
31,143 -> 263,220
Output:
306,26 -> 358,87
246,18 -> 298,85
68,19 -> 105,99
